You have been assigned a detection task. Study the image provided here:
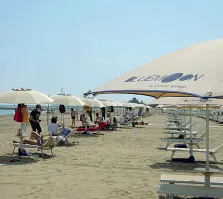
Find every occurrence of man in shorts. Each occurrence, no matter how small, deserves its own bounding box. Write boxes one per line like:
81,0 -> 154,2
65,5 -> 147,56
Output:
29,105 -> 42,134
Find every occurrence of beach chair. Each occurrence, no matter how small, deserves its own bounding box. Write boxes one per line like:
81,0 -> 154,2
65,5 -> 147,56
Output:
11,138 -> 55,158
75,121 -> 109,135
57,128 -> 74,145
166,141 -> 223,162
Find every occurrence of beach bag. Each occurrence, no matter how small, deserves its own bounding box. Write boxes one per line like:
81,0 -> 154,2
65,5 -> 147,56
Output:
14,107 -> 22,123
59,105 -> 66,113
174,143 -> 187,148
187,155 -> 195,163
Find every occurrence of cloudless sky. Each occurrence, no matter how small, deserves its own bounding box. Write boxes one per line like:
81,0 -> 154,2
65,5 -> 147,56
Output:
0,0 -> 223,103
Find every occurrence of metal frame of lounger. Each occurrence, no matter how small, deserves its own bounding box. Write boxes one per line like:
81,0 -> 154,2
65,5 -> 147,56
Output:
166,142 -> 223,162
11,139 -> 54,158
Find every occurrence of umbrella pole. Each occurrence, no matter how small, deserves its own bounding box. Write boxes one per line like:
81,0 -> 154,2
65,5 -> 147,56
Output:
205,104 -> 210,187
47,104 -> 49,125
189,107 -> 193,158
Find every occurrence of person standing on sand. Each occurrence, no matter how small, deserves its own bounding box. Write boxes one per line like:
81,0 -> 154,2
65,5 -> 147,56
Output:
29,104 -> 42,134
21,104 -> 29,134
70,108 -> 76,127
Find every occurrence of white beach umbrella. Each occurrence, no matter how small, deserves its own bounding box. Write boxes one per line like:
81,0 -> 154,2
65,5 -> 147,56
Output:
111,101 -> 123,107
149,97 -> 180,106
99,100 -> 123,107
121,102 -> 136,108
85,38 -> 223,99
81,98 -> 105,108
0,88 -> 54,104
99,100 -> 116,107
85,39 -> 223,187
134,103 -> 145,108
51,94 -> 86,106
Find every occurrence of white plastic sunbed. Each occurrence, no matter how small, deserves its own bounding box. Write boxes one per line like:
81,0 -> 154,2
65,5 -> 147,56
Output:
157,184 -> 223,199
157,174 -> 223,198
166,142 -> 223,162
165,131 -> 198,137
161,138 -> 201,149
160,174 -> 223,185
161,131 -> 206,148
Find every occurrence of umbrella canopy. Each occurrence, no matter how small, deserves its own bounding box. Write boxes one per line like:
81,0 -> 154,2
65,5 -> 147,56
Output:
149,97 -> 180,105
111,101 -> 123,107
100,100 -> 122,107
81,98 -> 105,108
85,38 -> 223,99
0,88 -> 54,104
121,102 -> 136,108
149,97 -> 222,108
51,94 -> 86,106
133,103 -> 145,108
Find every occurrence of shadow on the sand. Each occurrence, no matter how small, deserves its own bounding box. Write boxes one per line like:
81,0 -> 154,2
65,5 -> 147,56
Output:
56,142 -> 80,147
149,160 -> 223,172
0,155 -> 38,166
31,153 -> 55,160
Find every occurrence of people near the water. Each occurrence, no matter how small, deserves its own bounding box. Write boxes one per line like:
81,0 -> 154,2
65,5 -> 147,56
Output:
21,104 -> 30,134
29,105 -> 42,134
70,108 -> 76,127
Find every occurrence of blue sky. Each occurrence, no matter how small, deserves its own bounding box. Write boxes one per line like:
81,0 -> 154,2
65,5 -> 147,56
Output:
0,0 -> 223,103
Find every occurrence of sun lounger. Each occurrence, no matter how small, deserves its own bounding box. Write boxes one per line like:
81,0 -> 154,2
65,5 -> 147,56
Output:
161,131 -> 206,148
75,121 -> 108,135
157,184 -> 223,199
165,131 -> 198,136
11,139 -> 54,157
161,138 -> 201,149
166,142 -> 223,162
160,174 -> 223,185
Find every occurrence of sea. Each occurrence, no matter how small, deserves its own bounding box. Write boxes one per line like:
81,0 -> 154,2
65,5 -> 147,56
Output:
0,109 -> 15,115
0,104 -> 83,115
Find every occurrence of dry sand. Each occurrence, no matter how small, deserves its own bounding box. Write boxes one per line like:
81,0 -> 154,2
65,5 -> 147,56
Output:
0,113 -> 223,199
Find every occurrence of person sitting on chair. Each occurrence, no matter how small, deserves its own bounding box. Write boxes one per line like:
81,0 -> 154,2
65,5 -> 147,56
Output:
95,113 -> 103,125
48,116 -> 61,136
13,130 -> 54,147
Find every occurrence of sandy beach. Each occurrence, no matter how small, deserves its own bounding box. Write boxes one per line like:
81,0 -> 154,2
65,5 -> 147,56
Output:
0,114 -> 223,199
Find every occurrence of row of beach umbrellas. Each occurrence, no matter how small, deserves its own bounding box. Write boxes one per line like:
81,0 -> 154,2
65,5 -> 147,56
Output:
0,88 -> 148,109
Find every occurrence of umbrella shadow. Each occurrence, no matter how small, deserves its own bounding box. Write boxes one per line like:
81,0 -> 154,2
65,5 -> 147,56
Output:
149,160 -> 223,172
0,155 -> 38,166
